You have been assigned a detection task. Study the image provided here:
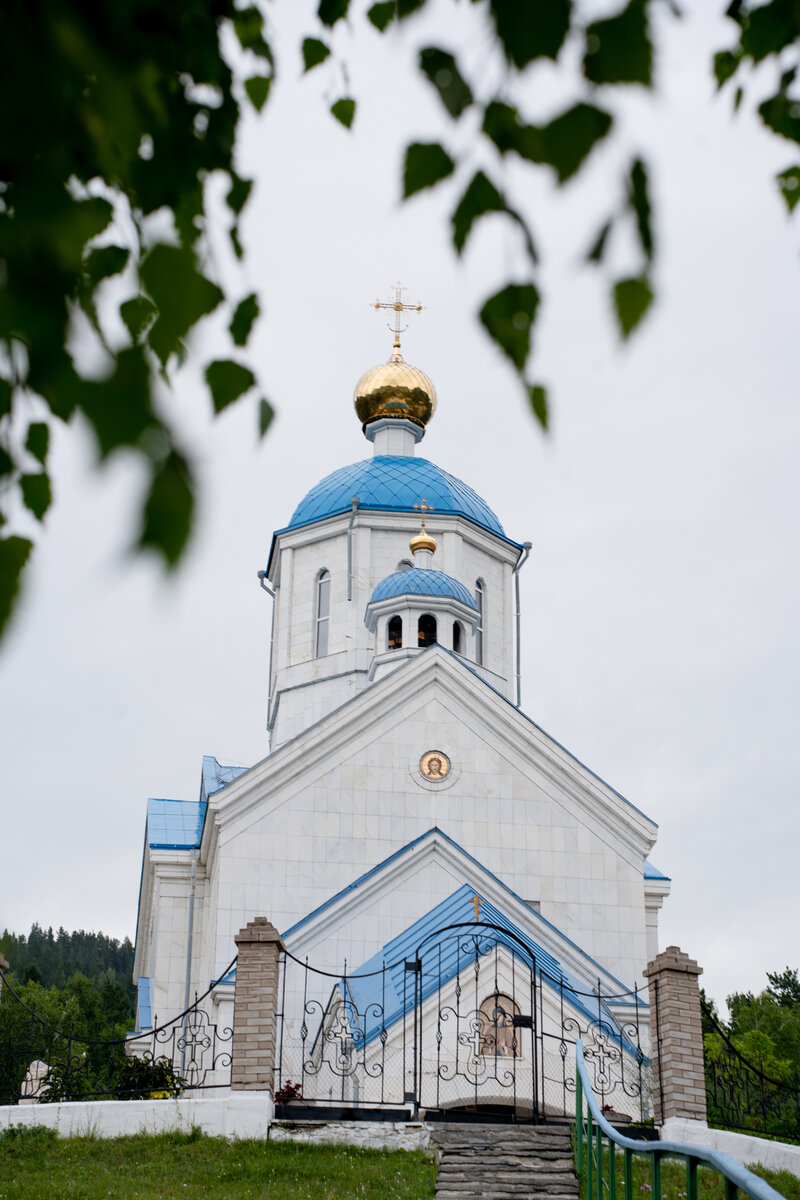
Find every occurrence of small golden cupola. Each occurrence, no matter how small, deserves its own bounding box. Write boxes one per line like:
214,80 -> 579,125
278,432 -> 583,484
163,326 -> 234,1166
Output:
354,285 -> 437,433
409,499 -> 437,559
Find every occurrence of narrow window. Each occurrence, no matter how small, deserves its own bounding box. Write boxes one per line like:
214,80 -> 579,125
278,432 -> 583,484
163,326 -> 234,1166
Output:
388,615 -> 402,650
475,580 -> 484,665
452,621 -> 462,655
315,570 -> 330,657
418,614 -> 437,647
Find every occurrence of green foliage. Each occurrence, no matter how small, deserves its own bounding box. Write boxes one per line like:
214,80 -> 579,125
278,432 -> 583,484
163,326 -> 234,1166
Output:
0,0 -> 271,638
403,143 -> 456,198
777,166 -> 800,212
3,0 -> 800,639
479,284 -> 541,373
0,923 -> 135,999
613,277 -> 654,339
330,97 -> 356,128
205,360 -> 256,414
0,1135 -> 437,1200
418,48 -> 473,118
584,0 -> 653,87
302,37 -> 331,72
703,965 -> 800,1143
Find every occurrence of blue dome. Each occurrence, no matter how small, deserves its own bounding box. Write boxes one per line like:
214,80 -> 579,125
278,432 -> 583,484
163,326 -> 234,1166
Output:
288,456 -> 505,537
370,568 -> 478,611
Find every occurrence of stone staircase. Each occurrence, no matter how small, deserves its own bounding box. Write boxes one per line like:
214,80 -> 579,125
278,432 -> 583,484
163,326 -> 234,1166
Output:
429,1122 -> 578,1200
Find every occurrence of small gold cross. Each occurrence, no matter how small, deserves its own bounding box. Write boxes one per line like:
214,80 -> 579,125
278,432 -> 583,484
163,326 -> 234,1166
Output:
471,893 -> 481,922
372,283 -> 424,352
413,499 -> 434,533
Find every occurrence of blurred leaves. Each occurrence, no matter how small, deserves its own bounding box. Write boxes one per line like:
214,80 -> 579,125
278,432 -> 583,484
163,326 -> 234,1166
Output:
489,0 -> 571,67
777,165 -> 800,212
138,451 -> 194,566
0,537 -> 33,639
451,171 -> 537,262
483,100 -> 613,183
230,293 -> 260,347
419,48 -> 473,118
528,384 -> 549,430
20,473 -> 51,520
0,0 -> 271,636
259,397 -> 275,438
205,359 -> 256,414
331,97 -> 356,128
613,277 -> 654,338
302,37 -> 331,72
403,142 -> 456,198
479,284 -> 540,372
584,0 -> 653,87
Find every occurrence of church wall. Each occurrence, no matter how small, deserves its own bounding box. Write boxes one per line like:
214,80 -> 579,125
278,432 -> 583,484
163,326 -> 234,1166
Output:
201,689 -> 653,996
269,513 -> 519,747
145,857 -> 195,1021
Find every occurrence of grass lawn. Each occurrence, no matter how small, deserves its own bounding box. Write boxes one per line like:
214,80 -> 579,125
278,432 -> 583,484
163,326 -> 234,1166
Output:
579,1144 -> 800,1200
0,1126 -> 437,1200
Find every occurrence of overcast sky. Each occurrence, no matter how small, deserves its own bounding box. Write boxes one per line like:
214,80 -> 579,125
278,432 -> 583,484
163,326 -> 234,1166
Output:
1,1 -> 798,1011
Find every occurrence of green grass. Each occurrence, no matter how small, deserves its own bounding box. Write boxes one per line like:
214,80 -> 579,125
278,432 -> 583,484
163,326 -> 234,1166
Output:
578,1141 -> 800,1200
0,1126 -> 437,1200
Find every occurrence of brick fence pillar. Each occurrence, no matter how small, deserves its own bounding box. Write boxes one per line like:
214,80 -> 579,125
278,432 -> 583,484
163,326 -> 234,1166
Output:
231,917 -> 285,1092
643,945 -> 707,1125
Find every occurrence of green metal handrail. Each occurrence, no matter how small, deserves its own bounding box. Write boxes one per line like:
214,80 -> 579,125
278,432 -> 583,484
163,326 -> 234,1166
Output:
575,1038 -> 786,1200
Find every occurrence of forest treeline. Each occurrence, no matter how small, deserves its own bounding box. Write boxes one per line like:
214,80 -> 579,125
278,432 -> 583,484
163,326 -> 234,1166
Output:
1,923 -> 134,997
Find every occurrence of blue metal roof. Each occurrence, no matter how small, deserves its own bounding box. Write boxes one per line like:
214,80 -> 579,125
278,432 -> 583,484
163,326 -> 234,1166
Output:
201,755 -> 249,803
643,860 -> 670,881
339,886 -> 644,1052
370,567 -> 478,610
287,456 -> 506,538
146,798 -> 205,850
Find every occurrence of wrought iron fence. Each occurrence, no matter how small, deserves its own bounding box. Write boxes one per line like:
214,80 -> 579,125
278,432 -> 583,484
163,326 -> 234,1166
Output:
0,960 -> 235,1104
274,922 -> 652,1124
701,998 -> 800,1144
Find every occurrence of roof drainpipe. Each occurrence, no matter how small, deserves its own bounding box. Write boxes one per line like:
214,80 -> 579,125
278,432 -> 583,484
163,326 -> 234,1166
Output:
257,570 -> 276,749
347,498 -> 360,601
513,542 -> 532,709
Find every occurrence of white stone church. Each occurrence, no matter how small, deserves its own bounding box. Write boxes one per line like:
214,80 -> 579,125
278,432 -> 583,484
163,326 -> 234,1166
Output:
132,310 -> 670,1096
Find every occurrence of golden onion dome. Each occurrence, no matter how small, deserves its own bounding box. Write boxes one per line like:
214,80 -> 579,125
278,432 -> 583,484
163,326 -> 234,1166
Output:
354,345 -> 437,431
409,528 -> 437,554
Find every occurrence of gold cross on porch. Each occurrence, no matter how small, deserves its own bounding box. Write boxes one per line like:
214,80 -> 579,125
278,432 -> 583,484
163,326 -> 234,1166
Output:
471,893 -> 481,922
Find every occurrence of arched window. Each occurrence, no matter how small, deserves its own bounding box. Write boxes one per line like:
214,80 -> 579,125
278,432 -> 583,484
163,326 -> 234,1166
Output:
397,559 -> 414,572
418,614 -> 437,647
387,615 -> 402,650
315,570 -> 330,657
479,993 -> 519,1058
475,580 -> 485,665
452,621 -> 462,655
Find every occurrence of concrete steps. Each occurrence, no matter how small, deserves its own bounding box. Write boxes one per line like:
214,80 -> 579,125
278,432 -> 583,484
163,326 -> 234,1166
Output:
430,1123 -> 578,1200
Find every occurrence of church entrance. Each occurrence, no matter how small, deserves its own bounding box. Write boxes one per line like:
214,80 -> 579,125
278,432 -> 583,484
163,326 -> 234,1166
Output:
272,922 -> 650,1126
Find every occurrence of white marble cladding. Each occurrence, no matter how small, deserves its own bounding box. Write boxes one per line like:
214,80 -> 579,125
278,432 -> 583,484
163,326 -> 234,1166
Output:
266,510 -> 520,749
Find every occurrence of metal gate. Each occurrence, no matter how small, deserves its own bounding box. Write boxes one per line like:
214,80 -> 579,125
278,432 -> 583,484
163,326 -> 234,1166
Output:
274,922 -> 651,1124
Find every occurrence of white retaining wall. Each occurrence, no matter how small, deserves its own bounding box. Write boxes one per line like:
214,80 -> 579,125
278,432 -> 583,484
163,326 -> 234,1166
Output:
662,1118 -> 800,1177
0,1092 -> 274,1140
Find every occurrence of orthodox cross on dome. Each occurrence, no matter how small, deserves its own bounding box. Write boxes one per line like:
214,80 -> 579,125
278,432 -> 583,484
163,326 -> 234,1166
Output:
471,893 -> 481,922
372,283 -> 424,355
410,498 -> 437,556
413,498 -> 433,530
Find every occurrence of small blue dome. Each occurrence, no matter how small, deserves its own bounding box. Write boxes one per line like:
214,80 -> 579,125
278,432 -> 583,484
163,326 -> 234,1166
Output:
370,568 -> 478,611
288,456 -> 505,538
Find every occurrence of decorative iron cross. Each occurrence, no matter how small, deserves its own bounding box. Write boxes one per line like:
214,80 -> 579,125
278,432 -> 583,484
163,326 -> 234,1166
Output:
372,283 -> 424,350
414,499 -> 434,532
471,893 -> 481,922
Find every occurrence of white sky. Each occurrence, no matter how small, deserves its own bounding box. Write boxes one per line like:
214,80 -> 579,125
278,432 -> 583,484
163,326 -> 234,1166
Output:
1,2 -> 798,1011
